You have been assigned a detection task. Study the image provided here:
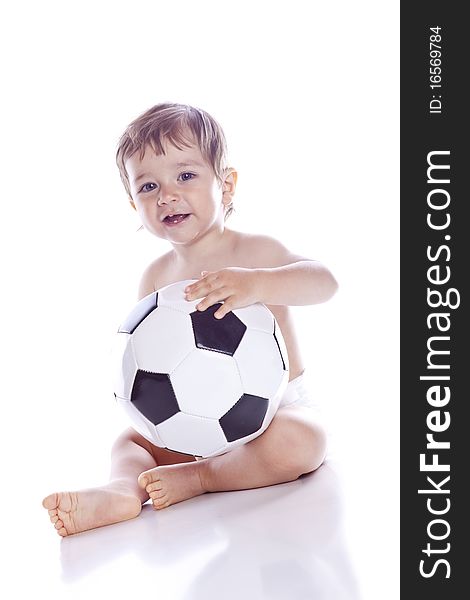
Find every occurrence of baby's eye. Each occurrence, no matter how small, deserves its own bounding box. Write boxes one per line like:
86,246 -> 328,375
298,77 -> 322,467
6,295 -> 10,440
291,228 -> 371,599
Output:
140,182 -> 157,193
179,172 -> 196,182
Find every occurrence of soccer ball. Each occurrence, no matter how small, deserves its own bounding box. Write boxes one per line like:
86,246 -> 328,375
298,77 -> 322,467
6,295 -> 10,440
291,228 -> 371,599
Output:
113,279 -> 289,458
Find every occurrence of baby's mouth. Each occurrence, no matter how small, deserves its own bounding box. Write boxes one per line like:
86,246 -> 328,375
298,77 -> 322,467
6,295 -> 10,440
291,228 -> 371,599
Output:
163,213 -> 190,225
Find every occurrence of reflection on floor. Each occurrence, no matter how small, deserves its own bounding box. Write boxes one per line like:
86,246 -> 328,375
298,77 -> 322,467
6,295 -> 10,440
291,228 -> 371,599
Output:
54,460 -> 360,599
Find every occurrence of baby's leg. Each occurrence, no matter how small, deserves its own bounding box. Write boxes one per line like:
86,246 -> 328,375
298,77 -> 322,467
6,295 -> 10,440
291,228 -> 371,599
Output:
42,427 -> 195,536
139,406 -> 327,509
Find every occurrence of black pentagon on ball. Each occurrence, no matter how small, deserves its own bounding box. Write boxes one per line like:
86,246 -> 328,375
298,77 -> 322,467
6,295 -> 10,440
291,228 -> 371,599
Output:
219,394 -> 269,442
118,292 -> 159,334
130,370 -> 179,425
191,304 -> 247,356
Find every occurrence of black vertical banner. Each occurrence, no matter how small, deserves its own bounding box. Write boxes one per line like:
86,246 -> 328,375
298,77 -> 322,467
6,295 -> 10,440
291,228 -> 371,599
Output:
401,2 -> 468,597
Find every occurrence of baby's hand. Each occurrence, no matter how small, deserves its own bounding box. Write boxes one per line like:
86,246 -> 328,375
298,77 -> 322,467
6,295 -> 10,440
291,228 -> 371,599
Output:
185,268 -> 262,319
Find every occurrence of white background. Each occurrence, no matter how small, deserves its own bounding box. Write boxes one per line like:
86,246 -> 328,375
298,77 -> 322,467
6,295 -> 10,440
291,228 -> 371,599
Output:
0,1 -> 398,598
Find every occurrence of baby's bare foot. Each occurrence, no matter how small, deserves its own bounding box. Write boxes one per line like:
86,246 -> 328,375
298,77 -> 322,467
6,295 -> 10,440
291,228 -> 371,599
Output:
138,462 -> 206,510
42,481 -> 142,536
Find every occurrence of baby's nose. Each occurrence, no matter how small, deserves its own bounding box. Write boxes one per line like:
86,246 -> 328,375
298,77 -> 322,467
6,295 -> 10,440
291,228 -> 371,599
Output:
157,187 -> 179,206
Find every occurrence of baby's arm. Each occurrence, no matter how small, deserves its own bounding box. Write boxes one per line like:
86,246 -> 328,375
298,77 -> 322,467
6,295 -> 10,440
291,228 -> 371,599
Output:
185,235 -> 338,319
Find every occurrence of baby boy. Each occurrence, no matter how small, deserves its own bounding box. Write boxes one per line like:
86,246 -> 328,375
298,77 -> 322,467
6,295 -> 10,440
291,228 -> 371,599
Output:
42,102 -> 338,536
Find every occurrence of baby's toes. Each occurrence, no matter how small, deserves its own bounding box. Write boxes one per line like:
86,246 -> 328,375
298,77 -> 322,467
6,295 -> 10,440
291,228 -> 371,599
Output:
148,488 -> 169,508
43,493 -> 59,511
53,518 -> 68,536
137,473 -> 148,488
151,494 -> 170,510
138,468 -> 160,489
54,518 -> 65,532
145,481 -> 163,494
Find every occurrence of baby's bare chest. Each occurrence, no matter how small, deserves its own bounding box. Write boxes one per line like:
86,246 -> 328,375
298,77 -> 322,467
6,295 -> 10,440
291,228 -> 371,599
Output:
157,248 -> 257,290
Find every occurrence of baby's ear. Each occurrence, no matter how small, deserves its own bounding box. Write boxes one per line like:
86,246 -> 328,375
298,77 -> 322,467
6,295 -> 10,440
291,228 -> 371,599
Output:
223,168 -> 237,195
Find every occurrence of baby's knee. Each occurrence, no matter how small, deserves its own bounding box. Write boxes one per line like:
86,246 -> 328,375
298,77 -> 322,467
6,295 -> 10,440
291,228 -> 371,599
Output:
299,420 -> 327,473
270,411 -> 327,476
111,427 -> 154,454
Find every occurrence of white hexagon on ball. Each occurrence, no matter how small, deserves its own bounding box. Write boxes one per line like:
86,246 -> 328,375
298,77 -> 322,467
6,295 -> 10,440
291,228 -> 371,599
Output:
157,412 -> 227,457
132,306 -> 194,373
232,303 -> 275,333
234,328 -> 288,401
170,348 -> 244,419
156,279 -> 201,315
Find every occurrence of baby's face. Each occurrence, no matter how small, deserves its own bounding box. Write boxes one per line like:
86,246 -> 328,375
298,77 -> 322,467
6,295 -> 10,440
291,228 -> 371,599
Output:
125,140 -> 228,246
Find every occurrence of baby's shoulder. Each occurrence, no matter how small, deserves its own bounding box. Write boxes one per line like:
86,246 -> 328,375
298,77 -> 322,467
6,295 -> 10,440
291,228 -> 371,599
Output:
137,252 -> 174,299
233,230 -> 301,268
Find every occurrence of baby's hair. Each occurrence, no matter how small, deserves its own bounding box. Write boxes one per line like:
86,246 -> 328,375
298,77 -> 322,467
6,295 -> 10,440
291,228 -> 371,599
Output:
116,102 -> 234,220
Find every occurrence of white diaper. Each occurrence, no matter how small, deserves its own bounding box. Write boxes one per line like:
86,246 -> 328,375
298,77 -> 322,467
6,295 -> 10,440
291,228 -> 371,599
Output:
278,370 -> 318,409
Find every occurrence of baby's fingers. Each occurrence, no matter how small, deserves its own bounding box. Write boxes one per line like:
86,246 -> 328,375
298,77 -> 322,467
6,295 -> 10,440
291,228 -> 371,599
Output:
196,288 -> 229,312
185,273 -> 213,299
214,300 -> 235,319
